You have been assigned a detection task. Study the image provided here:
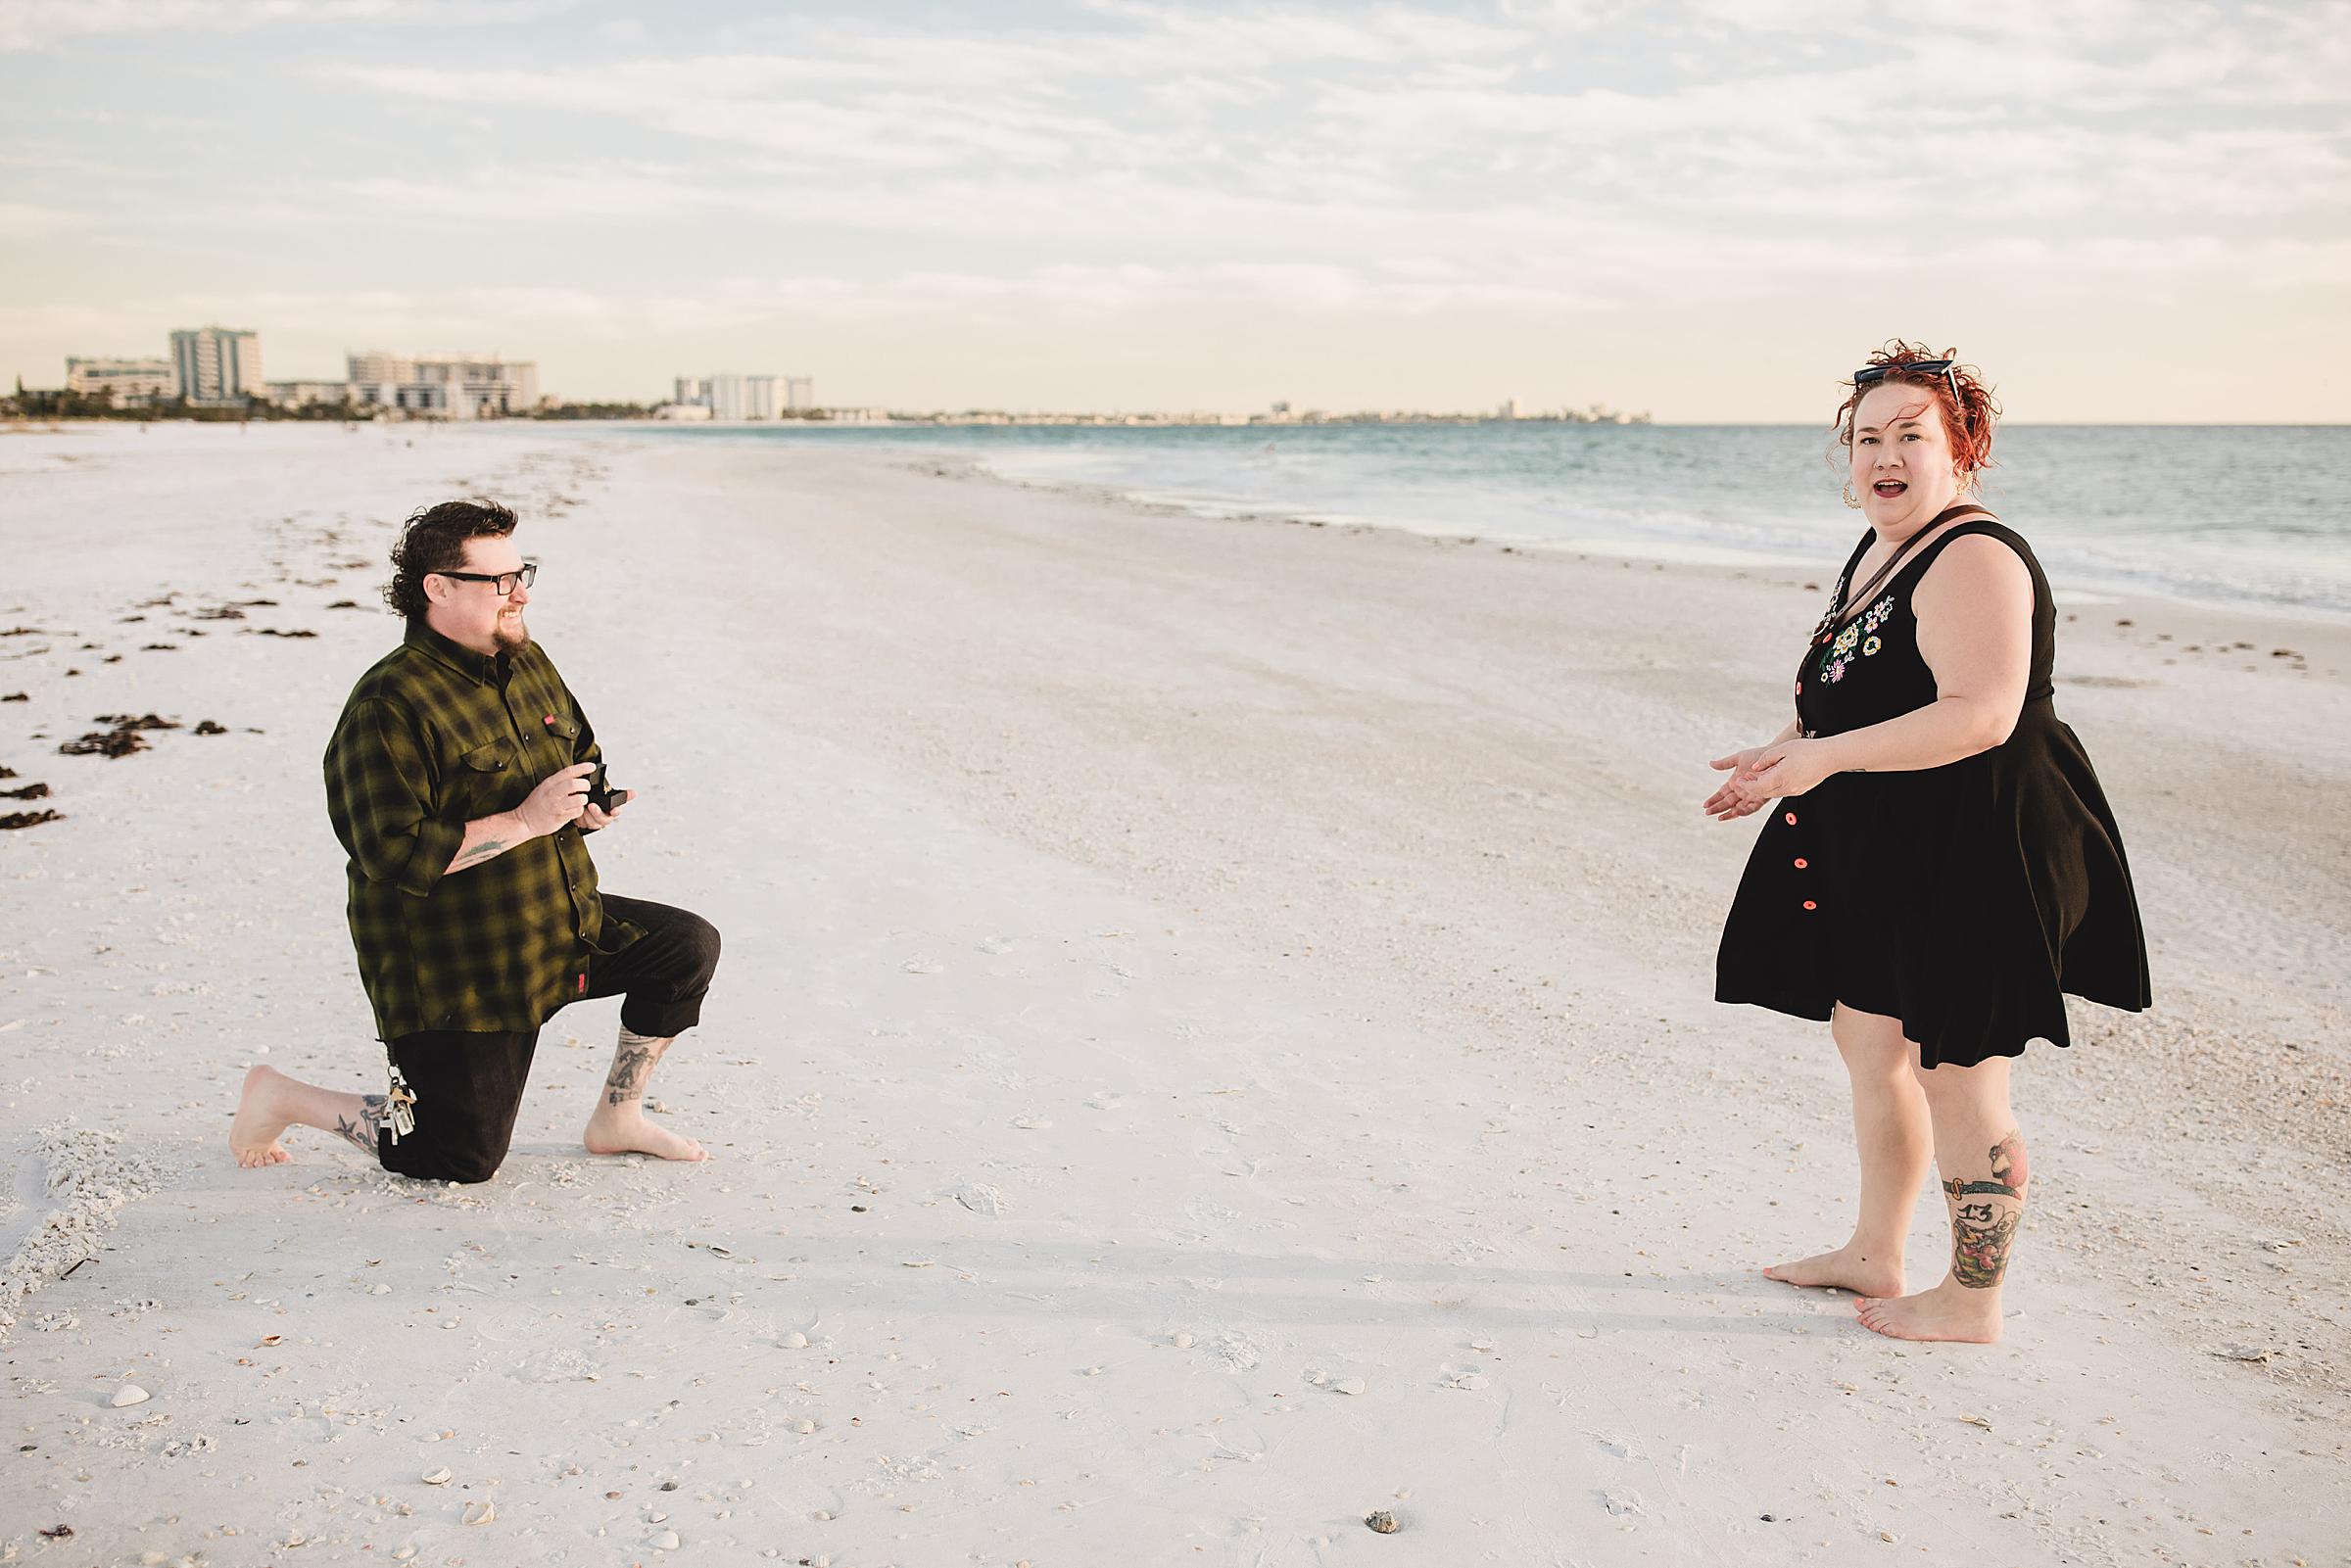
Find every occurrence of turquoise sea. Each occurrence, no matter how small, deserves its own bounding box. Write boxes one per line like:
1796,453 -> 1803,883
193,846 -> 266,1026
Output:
629,423 -> 2351,619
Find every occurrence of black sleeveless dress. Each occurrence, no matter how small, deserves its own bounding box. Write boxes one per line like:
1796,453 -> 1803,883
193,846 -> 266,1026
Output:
1714,517 -> 2151,1067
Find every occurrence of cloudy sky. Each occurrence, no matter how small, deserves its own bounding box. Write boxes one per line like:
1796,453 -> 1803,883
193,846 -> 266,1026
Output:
2,0 -> 2345,419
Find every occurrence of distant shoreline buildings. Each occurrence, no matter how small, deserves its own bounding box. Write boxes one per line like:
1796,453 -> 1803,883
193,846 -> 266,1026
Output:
875,402 -> 1653,427
659,373 -> 816,422
341,352 -> 541,419
34,325 -> 541,420
24,326 -> 1651,427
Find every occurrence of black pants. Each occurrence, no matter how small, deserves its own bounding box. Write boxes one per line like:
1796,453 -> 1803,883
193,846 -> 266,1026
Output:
376,895 -> 720,1184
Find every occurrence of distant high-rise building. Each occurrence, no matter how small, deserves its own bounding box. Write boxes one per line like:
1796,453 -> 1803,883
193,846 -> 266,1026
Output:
344,351 -> 536,418
347,351 -> 415,387
785,376 -> 814,410
687,372 -> 803,421
411,356 -> 539,417
266,380 -> 353,408
1498,397 -> 1521,419
170,326 -> 263,404
66,356 -> 173,404
707,373 -> 747,423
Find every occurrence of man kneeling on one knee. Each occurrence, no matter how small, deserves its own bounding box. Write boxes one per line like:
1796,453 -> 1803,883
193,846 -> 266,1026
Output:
231,499 -> 721,1181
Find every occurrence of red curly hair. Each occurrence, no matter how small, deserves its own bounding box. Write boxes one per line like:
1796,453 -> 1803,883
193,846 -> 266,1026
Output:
1833,340 -> 2000,487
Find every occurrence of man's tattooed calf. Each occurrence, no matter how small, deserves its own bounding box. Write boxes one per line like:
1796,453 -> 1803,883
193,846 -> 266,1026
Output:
334,1093 -> 390,1155
602,1029 -> 670,1107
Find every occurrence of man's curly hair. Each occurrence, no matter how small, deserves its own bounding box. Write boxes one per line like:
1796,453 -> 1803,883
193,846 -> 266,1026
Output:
384,499 -> 519,620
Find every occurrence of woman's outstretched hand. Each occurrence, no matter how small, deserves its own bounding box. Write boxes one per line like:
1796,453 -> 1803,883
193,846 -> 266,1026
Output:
1703,745 -> 1771,821
1704,737 -> 1833,821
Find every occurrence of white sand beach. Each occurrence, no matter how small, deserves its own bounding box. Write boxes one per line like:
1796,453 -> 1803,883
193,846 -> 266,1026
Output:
3,422 -> 2346,1565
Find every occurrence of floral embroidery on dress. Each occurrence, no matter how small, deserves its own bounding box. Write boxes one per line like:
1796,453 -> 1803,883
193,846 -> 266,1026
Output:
1814,588 -> 1895,688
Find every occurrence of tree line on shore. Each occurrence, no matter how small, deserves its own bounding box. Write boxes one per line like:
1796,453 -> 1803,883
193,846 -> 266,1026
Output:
1,383 -> 666,423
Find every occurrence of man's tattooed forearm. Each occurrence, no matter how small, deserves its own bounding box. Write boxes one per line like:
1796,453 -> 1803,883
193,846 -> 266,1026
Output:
1943,1130 -> 2028,1290
334,1093 -> 390,1154
452,837 -> 507,870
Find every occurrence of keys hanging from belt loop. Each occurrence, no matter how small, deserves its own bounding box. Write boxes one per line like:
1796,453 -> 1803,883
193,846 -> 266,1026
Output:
383,1045 -> 419,1144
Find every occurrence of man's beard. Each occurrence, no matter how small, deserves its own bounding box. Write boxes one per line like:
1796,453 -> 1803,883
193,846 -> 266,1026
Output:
492,610 -> 529,649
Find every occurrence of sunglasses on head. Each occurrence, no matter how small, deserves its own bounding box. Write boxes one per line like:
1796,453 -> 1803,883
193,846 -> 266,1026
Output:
1855,358 -> 1961,404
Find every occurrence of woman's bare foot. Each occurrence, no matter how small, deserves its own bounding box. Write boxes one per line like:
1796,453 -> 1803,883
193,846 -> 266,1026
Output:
583,1107 -> 708,1163
1854,1278 -> 2003,1343
1763,1243 -> 1905,1298
229,1065 -> 295,1168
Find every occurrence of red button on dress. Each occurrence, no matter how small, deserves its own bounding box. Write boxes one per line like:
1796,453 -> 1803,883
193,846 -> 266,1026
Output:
1784,811 -> 1799,826
1793,857 -> 1808,869
1802,900 -> 1818,911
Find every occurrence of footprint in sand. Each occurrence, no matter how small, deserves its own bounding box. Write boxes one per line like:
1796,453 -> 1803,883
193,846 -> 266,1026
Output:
945,1182 -> 1007,1216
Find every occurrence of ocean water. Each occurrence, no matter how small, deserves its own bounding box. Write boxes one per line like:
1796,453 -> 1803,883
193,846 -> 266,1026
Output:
632,423 -> 2351,618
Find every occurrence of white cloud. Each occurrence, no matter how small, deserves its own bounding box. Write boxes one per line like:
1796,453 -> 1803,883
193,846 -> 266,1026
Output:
0,201 -> 89,237
0,0 -> 575,51
327,165 -> 726,224
330,60 -> 1126,170
1078,0 -> 1531,65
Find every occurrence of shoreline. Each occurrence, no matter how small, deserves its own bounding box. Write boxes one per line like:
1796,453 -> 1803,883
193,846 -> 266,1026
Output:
934,446 -> 2351,685
16,413 -> 2350,623
598,419 -> 2351,627
3,422 -> 2345,1563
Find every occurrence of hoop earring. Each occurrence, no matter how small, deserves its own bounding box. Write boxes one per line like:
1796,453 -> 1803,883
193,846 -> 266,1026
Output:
1842,481 -> 1863,509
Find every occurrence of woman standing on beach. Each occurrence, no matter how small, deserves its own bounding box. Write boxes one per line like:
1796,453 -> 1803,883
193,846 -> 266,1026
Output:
1706,343 -> 2150,1343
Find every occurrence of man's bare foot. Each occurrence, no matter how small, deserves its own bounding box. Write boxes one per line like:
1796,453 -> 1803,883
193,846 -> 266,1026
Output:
1762,1244 -> 1905,1298
583,1108 -> 707,1163
229,1065 -> 294,1168
1854,1278 -> 2004,1343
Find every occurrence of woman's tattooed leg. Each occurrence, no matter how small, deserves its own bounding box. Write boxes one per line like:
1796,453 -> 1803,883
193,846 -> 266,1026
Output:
1855,1059 -> 2022,1344
1944,1130 -> 2029,1289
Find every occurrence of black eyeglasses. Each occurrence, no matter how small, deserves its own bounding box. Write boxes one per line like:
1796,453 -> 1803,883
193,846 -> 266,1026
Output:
1855,358 -> 1961,404
436,563 -> 536,595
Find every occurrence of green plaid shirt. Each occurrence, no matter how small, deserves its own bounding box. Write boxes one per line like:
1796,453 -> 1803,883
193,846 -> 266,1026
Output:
325,623 -> 641,1040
